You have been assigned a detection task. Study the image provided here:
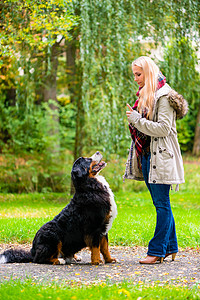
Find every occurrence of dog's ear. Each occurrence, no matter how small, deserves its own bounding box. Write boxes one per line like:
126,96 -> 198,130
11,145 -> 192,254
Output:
71,166 -> 82,179
71,157 -> 91,182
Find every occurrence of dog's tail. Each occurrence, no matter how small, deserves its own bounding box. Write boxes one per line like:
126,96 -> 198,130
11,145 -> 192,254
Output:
0,248 -> 33,264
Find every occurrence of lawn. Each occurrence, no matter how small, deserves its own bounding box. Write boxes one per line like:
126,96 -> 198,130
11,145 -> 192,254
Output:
0,279 -> 199,300
0,189 -> 199,248
0,158 -> 199,299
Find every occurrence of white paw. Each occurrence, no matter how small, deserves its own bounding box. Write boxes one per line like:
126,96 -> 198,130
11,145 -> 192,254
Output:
74,255 -> 82,262
58,258 -> 66,265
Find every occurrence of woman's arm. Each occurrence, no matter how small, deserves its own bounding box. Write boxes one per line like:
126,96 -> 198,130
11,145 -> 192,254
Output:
127,96 -> 174,137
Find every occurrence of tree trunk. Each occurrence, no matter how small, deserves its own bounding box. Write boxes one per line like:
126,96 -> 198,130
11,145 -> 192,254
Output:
66,39 -> 76,102
43,42 -> 60,156
66,37 -> 84,194
192,103 -> 200,156
73,90 -> 84,160
66,37 -> 84,161
43,43 -> 59,102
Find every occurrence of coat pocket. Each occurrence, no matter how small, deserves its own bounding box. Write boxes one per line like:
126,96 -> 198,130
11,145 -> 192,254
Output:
158,146 -> 174,158
156,146 -> 175,180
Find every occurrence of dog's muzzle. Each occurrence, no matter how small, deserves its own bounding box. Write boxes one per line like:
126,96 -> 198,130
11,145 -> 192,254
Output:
90,151 -> 107,172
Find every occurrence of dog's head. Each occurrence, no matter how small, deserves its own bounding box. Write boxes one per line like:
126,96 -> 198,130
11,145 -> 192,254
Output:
71,151 -> 106,186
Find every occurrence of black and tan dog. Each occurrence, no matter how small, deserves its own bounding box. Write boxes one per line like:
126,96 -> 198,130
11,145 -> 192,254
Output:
0,152 -> 117,265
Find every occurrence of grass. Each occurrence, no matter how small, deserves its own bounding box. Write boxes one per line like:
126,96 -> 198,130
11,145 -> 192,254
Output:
112,190 -> 200,248
0,189 -> 199,248
0,158 -> 199,298
0,158 -> 200,247
0,193 -> 68,244
0,279 -> 199,300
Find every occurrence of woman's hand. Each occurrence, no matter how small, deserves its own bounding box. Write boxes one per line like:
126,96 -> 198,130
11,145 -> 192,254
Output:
126,103 -> 141,125
126,104 -> 134,118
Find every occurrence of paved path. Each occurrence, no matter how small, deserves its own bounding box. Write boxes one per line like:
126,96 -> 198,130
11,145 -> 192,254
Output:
0,244 -> 199,287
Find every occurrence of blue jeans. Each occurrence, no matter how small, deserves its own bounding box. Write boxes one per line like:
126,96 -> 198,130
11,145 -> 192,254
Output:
142,153 -> 178,257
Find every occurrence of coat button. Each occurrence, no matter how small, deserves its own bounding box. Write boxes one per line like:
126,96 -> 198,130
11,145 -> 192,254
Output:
154,138 -> 158,141
153,180 -> 156,183
153,152 -> 156,155
159,150 -> 162,153
153,165 -> 156,169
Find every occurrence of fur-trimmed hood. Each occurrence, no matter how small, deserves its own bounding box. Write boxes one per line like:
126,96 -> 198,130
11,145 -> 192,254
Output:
167,90 -> 188,119
155,83 -> 188,120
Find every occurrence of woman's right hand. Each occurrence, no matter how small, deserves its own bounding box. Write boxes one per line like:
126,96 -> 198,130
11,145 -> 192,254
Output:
126,104 -> 141,125
126,103 -> 134,118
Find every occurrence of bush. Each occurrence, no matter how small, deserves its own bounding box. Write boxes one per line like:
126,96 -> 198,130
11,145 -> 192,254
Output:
0,151 -> 73,193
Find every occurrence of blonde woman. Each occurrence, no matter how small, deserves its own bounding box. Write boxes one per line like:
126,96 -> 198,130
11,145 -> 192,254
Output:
125,56 -> 188,264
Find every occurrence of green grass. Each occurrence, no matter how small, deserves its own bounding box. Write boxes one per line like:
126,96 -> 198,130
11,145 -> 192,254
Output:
0,280 -> 199,300
0,189 -> 199,248
110,190 -> 200,248
0,193 -> 68,243
0,159 -> 200,298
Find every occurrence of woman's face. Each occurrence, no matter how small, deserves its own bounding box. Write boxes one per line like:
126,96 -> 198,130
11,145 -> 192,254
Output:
132,65 -> 145,87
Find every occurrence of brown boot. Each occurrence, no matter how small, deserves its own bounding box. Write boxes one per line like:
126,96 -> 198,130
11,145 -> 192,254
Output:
164,252 -> 177,261
139,255 -> 164,264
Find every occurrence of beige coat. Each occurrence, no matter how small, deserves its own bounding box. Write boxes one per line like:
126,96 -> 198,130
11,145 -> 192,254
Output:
123,84 -> 188,189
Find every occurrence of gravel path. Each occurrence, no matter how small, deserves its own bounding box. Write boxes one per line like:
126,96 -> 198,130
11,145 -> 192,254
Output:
0,244 -> 199,287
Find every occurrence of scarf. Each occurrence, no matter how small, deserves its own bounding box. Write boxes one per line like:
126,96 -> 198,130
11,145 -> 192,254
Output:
129,71 -> 166,170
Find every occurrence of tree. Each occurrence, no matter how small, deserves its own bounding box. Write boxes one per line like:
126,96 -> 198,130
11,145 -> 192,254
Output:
70,0 -> 200,158
0,0 -> 200,159
0,0 -> 78,153
193,107 -> 200,156
161,37 -> 200,153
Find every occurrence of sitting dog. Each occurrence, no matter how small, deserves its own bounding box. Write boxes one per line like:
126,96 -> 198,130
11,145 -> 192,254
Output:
0,152 -> 117,265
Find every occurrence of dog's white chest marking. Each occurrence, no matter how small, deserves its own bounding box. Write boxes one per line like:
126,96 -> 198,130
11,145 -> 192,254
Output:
96,175 -> 117,233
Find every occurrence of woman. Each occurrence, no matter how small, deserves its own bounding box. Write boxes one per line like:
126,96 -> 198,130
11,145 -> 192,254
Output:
124,56 -> 188,264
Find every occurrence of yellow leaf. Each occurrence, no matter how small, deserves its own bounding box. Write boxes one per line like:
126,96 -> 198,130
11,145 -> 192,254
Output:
118,289 -> 131,297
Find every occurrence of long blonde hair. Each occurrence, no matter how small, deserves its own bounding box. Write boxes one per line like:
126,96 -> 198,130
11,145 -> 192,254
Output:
132,56 -> 159,118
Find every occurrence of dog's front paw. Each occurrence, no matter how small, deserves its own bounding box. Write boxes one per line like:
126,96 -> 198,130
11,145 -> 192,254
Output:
74,254 -> 82,262
52,259 -> 60,265
58,258 -> 66,265
91,259 -> 103,265
105,257 -> 117,264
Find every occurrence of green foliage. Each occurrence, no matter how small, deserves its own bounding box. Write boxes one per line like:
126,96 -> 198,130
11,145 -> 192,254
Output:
1,0 -> 79,51
176,114 -> 196,152
0,100 -> 76,154
0,0 -> 200,169
0,0 -> 78,154
0,141 -> 199,194
0,0 -> 78,104
161,37 -> 200,100
0,151 -> 73,193
0,280 -> 199,300
78,0 -> 148,155
76,0 -> 200,155
161,37 -> 200,151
